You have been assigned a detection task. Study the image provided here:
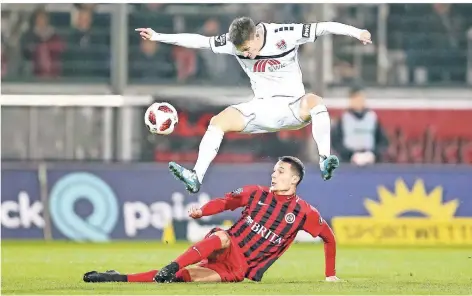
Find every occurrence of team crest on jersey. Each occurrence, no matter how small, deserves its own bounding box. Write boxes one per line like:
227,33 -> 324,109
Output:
231,187 -> 243,196
276,39 -> 287,51
285,213 -> 296,224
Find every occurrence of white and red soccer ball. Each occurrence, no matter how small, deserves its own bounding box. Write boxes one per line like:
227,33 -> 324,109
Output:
144,102 -> 178,135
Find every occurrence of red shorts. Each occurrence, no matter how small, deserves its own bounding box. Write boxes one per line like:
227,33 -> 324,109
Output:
197,227 -> 248,282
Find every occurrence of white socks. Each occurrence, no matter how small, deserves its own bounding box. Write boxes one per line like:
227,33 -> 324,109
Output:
309,104 -> 331,167
193,125 -> 224,183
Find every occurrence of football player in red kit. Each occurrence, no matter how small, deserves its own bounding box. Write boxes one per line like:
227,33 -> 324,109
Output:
83,156 -> 340,283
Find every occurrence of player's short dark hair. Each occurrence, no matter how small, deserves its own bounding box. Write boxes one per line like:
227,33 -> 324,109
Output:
228,16 -> 256,47
278,156 -> 305,186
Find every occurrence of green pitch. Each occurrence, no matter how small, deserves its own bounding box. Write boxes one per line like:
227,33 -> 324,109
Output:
2,240 -> 471,295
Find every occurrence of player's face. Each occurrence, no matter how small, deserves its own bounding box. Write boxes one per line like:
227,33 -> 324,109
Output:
350,91 -> 366,111
237,33 -> 263,59
270,161 -> 299,192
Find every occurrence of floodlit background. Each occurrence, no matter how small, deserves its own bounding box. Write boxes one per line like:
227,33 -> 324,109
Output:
1,3 -> 472,294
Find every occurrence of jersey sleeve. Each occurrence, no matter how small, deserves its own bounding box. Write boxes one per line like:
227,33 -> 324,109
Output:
302,205 -> 325,237
291,23 -> 318,45
302,204 -> 337,277
222,185 -> 256,210
209,33 -> 234,55
289,22 -> 364,46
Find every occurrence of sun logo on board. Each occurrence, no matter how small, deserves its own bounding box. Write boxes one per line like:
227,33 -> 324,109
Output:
364,179 -> 459,219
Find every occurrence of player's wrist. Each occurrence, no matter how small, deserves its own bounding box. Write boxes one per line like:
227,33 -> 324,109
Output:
149,31 -> 161,41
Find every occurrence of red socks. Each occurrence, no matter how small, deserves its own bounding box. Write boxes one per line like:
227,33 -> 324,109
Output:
127,270 -> 158,282
125,269 -> 191,283
126,235 -> 222,283
175,235 -> 222,269
175,269 -> 191,282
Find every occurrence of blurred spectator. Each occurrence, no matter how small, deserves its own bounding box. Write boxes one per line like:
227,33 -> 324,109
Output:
21,9 -> 65,78
425,4 -> 466,82
405,4 -> 466,83
198,19 -> 229,82
130,39 -> 175,81
140,3 -> 166,12
64,8 -> 109,78
2,39 -> 7,78
172,46 -> 197,82
332,85 -> 389,166
74,3 -> 98,11
333,60 -> 357,84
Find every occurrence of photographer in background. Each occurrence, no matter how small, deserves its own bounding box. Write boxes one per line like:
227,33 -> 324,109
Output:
332,85 -> 389,166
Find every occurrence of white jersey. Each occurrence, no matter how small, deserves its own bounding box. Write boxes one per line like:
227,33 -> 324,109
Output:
152,21 -> 363,100
209,23 -> 319,99
150,21 -> 364,133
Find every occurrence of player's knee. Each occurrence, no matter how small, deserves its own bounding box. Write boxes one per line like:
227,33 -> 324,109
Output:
302,93 -> 324,110
299,93 -> 324,121
213,231 -> 231,249
209,107 -> 245,133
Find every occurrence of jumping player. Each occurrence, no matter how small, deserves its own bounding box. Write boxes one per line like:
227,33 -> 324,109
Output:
136,17 -> 372,194
83,156 -> 339,283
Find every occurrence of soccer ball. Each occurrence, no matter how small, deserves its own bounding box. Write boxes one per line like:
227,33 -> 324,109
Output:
144,102 -> 178,135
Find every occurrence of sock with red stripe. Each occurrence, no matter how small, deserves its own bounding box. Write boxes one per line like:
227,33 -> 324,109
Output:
175,235 -> 222,269
126,270 -> 158,282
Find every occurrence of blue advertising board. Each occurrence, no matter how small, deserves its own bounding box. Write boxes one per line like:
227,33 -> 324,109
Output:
2,163 -> 472,245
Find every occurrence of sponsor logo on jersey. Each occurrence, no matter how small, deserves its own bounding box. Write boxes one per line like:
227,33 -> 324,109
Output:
276,39 -> 287,51
214,34 -> 227,47
302,24 -> 311,38
253,59 -> 287,73
245,215 -> 284,245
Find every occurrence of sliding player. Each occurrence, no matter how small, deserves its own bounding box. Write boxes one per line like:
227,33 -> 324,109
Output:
84,156 -> 339,283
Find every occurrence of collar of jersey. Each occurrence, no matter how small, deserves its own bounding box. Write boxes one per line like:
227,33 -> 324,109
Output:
256,22 -> 268,51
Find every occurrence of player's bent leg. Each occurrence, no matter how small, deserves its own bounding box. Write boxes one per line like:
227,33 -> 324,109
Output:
299,93 -> 339,180
154,231 -> 231,283
169,107 -> 246,193
181,266 -> 223,282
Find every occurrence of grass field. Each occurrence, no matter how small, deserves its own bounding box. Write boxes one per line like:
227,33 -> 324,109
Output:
1,240 -> 472,295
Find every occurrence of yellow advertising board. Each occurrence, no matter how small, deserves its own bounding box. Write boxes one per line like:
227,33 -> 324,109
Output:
332,179 -> 472,246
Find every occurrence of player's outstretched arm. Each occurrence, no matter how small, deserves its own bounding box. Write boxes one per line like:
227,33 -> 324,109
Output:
188,186 -> 253,219
303,207 -> 340,282
315,22 -> 372,44
317,221 -> 340,282
188,198 -> 230,219
136,28 -> 211,49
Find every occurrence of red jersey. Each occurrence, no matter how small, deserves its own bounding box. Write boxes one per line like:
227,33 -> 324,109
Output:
200,185 -> 336,282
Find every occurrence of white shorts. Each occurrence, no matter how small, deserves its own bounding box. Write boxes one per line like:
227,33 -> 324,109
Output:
230,95 -> 310,134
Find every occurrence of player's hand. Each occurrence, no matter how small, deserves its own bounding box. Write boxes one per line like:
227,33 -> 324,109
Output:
135,28 -> 157,41
188,206 -> 203,219
359,30 -> 372,45
325,276 -> 342,282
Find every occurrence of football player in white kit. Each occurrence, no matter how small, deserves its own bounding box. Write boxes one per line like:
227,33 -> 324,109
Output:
136,17 -> 372,193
